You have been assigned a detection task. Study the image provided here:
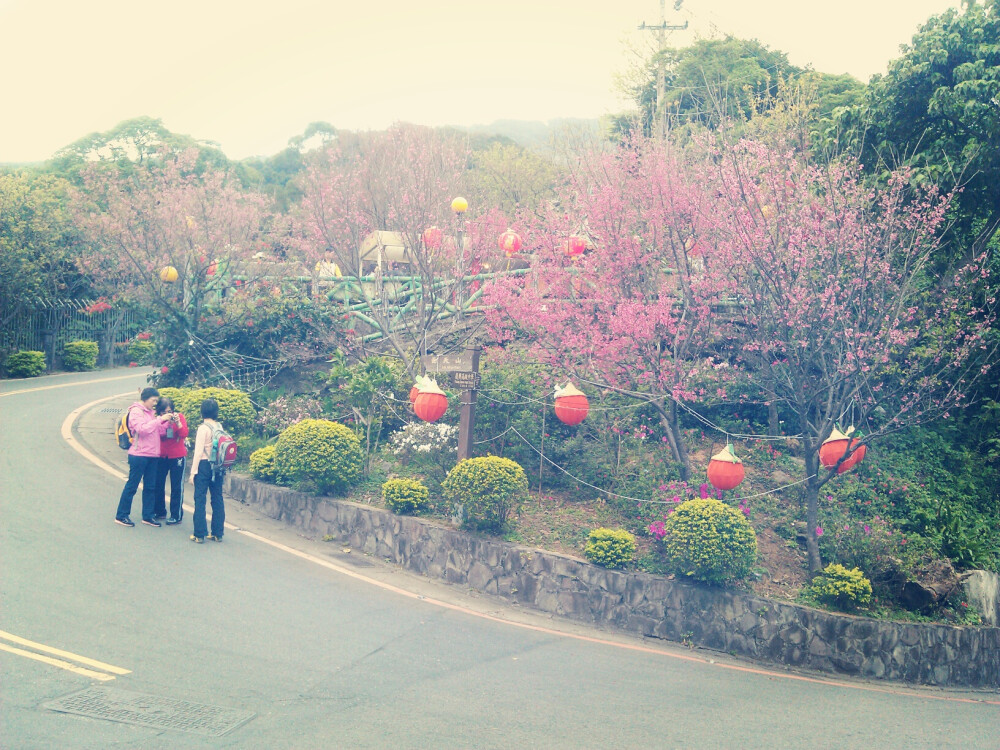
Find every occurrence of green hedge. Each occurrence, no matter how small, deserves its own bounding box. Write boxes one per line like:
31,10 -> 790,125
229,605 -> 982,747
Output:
659,499 -> 757,585
158,386 -> 255,435
584,528 -> 637,570
62,340 -> 99,372
382,477 -> 430,515
274,418 -> 363,495
4,350 -> 45,378
443,456 -> 528,533
249,444 -> 277,482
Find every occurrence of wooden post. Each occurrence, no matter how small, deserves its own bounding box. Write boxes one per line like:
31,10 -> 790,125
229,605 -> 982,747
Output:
457,347 -> 480,461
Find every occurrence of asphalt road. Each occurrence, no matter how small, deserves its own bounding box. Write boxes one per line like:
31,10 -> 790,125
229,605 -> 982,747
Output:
1,369 -> 998,749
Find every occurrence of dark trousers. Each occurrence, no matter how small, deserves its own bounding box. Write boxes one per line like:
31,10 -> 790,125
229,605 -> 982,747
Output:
116,455 -> 158,521
192,460 -> 225,539
154,456 -> 186,519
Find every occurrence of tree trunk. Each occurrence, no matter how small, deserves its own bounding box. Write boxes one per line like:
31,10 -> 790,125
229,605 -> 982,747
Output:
656,399 -> 691,482
768,401 -> 779,437
804,451 -> 823,574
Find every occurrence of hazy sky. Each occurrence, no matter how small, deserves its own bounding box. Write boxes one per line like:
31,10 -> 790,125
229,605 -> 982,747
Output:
0,0 -> 961,163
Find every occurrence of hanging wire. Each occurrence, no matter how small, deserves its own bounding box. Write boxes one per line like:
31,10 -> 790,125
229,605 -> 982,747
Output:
495,425 -> 816,506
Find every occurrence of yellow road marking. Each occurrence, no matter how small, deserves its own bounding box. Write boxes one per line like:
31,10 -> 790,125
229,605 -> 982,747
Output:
0,643 -> 118,682
0,630 -> 131,675
0,373 -> 143,398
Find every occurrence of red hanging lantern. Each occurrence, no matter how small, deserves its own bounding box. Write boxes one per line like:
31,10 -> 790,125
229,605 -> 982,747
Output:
831,427 -> 867,473
707,443 -> 745,491
819,427 -> 853,471
562,236 -> 586,257
423,226 -> 443,250
553,382 -> 589,425
413,376 -> 448,423
499,229 -> 522,257
409,384 -> 420,404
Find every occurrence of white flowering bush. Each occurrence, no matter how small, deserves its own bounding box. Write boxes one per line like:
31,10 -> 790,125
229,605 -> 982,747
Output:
257,395 -> 325,437
388,421 -> 459,479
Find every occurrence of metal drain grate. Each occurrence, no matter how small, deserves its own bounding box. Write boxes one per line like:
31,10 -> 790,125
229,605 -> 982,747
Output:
44,686 -> 255,737
100,406 -> 121,413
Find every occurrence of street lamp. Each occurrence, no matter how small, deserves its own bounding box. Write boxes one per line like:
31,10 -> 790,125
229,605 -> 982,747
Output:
452,197 -> 468,319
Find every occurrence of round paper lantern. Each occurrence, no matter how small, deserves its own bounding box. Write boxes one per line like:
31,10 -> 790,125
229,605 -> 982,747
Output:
409,385 -> 420,404
423,226 -> 443,249
562,236 -> 586,257
553,382 -> 589,425
819,428 -> 851,470
707,444 -> 745,491
206,260 -> 217,276
451,196 -> 468,214
413,376 -> 448,422
159,266 -> 178,283
499,229 -> 522,256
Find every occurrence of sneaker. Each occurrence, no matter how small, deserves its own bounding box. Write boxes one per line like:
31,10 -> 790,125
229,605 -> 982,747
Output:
153,514 -> 167,521
141,518 -> 161,527
190,535 -> 204,544
165,517 -> 182,525
115,517 -> 135,527
207,535 -> 223,542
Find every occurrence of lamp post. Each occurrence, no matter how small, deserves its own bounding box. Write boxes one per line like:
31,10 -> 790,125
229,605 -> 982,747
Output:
451,196 -> 468,319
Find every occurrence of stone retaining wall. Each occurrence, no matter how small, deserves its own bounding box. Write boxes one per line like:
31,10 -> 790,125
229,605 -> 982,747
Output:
227,475 -> 1000,688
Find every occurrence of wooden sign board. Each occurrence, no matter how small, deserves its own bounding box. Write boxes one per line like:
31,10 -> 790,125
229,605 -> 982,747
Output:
452,371 -> 481,390
421,351 -> 477,374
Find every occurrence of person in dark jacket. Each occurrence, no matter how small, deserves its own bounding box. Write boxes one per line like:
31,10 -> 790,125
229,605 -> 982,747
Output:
153,396 -> 189,525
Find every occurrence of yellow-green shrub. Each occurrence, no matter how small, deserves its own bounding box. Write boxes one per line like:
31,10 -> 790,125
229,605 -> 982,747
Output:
127,339 -> 154,364
584,528 -> 637,570
442,456 -> 527,533
249,444 -> 277,482
274,418 -> 362,495
659,498 -> 757,585
5,350 -> 45,378
162,386 -> 255,435
807,564 -> 873,611
62,340 -> 99,371
382,477 -> 429,515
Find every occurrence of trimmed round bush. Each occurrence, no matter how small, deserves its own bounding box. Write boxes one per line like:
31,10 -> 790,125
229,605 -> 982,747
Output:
127,339 -> 154,364
659,498 -> 757,585
62,340 -> 99,371
249,444 -> 277,482
382,477 -> 429,515
5,350 -> 45,378
188,387 -> 255,434
442,456 -> 528,533
807,563 -> 873,611
584,528 -> 637,570
274,418 -> 363,495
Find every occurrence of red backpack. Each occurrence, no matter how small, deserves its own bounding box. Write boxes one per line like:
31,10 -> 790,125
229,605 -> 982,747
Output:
209,423 -> 238,478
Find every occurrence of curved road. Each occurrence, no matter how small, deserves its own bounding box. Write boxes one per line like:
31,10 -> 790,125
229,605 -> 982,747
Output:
1,370 -> 997,749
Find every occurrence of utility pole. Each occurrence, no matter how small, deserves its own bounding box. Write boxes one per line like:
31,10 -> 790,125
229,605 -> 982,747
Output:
639,0 -> 688,140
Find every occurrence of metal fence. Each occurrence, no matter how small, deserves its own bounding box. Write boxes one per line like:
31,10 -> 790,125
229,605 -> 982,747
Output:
0,299 -> 143,371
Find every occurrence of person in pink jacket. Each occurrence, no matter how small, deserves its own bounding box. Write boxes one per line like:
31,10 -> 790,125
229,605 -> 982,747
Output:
115,387 -> 172,528
152,396 -> 189,525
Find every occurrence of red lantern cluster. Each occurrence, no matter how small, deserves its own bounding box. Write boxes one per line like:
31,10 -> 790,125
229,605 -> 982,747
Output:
819,428 -> 867,474
562,236 -> 586,257
423,226 -> 443,250
412,376 -> 448,423
499,229 -> 522,257
707,444 -> 745,491
553,382 -> 589,425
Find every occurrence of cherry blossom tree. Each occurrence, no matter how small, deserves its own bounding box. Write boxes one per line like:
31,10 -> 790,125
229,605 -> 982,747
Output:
710,137 -> 997,571
74,149 -> 274,375
485,136 -> 737,480
294,124 -> 507,376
